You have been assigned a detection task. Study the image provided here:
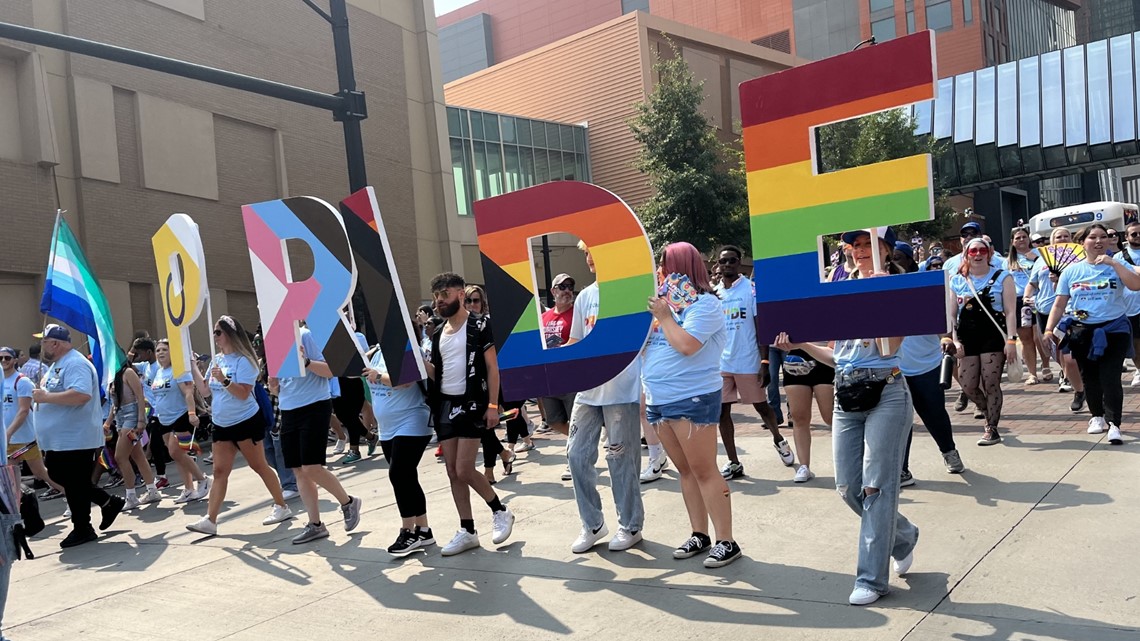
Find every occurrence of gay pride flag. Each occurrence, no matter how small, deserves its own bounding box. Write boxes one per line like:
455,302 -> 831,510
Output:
40,214 -> 125,390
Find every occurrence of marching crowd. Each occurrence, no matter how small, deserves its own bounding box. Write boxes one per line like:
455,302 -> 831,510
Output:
2,219 -> 1136,611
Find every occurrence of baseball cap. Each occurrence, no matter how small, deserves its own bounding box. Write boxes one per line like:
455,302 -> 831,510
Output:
893,241 -> 914,259
42,324 -> 71,342
552,273 -> 575,288
841,226 -> 898,247
0,347 -> 16,358
1030,232 -> 1046,242
960,221 -> 983,235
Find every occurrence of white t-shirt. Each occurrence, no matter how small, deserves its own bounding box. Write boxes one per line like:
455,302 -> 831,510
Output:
438,325 -> 467,396
570,282 -> 641,406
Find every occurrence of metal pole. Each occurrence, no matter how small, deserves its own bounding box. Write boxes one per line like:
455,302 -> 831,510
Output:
329,0 -> 368,194
541,235 -> 554,309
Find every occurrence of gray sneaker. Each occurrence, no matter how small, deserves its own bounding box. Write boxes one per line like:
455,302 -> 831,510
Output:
292,522 -> 330,544
943,449 -> 965,474
341,496 -> 362,532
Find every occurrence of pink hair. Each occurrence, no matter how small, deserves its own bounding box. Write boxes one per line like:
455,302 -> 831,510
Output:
661,242 -> 715,295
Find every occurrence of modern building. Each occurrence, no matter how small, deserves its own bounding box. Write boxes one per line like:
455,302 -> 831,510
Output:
0,0 -> 457,351
1078,0 -> 1140,42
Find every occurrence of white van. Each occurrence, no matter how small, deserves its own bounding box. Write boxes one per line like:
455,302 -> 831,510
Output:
1029,201 -> 1140,238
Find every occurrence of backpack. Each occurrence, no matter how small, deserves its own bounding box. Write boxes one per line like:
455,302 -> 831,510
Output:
20,486 -> 44,539
253,382 -> 275,430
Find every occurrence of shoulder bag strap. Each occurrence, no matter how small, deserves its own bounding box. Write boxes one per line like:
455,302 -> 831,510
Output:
963,270 -> 1008,338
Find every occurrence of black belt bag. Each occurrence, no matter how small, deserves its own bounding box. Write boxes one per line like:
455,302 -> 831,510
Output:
835,369 -> 900,413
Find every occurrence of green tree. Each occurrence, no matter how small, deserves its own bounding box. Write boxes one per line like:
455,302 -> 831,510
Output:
817,109 -> 956,243
629,44 -> 749,256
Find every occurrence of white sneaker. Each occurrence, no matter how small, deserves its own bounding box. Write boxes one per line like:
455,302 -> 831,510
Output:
793,465 -> 814,483
491,508 -> 515,544
63,507 -> 72,519
608,527 -> 643,551
1088,417 -> 1108,434
774,439 -> 795,466
189,477 -> 211,501
893,551 -> 914,576
1131,371 -> 1140,388
571,522 -> 609,553
561,466 -> 573,481
173,488 -> 194,504
122,496 -> 141,511
1107,423 -> 1123,445
333,439 -> 347,454
1059,378 -> 1074,393
639,451 -> 668,483
203,453 -> 213,465
441,529 -> 480,556
262,504 -> 293,525
186,516 -> 217,536
281,489 -> 300,501
849,586 -> 881,606
139,489 -> 162,504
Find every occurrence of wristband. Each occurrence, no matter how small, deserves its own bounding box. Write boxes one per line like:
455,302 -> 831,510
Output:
761,359 -> 770,365
488,403 -> 499,410
303,357 -> 312,368
940,337 -> 954,344
1006,339 -> 1017,345
188,411 -> 197,416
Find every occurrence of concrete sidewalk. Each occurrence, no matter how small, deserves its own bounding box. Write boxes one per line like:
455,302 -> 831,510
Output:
6,418 -> 1138,641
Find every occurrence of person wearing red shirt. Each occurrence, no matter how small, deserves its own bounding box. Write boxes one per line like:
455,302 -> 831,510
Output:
540,274 -> 578,481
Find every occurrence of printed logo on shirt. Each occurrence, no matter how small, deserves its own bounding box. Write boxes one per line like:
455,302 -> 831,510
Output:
1071,278 -> 1118,292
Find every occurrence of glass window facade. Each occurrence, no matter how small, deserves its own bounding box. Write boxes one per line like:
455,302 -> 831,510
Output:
446,106 -> 591,216
925,0 -> 953,31
872,17 -> 896,43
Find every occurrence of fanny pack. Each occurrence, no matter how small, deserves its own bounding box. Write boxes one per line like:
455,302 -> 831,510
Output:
835,368 -> 900,412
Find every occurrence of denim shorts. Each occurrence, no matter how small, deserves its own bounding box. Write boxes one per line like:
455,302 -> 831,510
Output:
646,390 -> 722,425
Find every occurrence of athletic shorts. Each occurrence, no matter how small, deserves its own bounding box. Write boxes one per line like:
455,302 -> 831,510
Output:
7,442 -> 41,462
646,390 -> 721,425
721,373 -> 766,404
161,412 -> 194,435
212,413 -> 265,444
1036,311 -> 1050,333
281,399 -> 333,468
783,363 -> 836,388
434,396 -> 488,441
540,392 -> 577,425
1130,313 -> 1140,336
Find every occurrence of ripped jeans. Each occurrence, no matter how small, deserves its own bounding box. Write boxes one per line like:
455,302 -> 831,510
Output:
567,401 -> 645,533
833,371 -> 919,594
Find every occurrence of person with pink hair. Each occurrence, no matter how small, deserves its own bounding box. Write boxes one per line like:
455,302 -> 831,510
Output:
642,242 -> 740,568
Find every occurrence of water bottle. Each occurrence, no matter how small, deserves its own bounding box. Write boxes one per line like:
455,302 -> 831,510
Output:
939,354 -> 956,390
1020,305 -> 1034,328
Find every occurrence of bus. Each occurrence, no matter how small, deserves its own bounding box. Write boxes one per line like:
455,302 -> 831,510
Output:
1028,201 -> 1140,238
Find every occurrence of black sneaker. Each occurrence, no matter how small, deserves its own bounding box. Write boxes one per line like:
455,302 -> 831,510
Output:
60,527 -> 98,549
100,496 -> 125,531
900,470 -> 916,487
1071,391 -> 1086,413
417,527 -> 436,546
387,528 -> 424,557
673,533 -> 712,559
953,392 -> 969,412
703,540 -> 742,568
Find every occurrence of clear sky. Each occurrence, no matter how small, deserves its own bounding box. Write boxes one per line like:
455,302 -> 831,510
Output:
435,0 -> 477,16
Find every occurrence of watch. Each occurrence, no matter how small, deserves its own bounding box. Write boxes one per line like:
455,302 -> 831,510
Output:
222,377 -> 232,387
303,357 -> 312,369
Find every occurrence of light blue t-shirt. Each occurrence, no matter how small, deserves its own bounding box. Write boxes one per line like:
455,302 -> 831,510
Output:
136,360 -> 158,407
950,267 -> 1009,313
1114,248 -> 1140,317
150,366 -> 193,426
897,335 -> 943,377
34,349 -> 104,451
1058,260 -> 1130,324
570,282 -> 641,406
641,293 -> 726,406
366,350 -> 430,441
3,371 -> 35,444
833,338 -> 900,371
1003,253 -> 1037,296
208,352 -> 260,427
278,328 -> 333,411
1029,260 -> 1059,314
716,277 -> 761,375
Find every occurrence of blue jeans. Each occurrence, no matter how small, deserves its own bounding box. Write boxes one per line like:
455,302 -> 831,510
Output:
567,402 -> 645,533
832,370 -> 919,594
264,424 -> 297,492
767,347 -> 785,423
0,512 -> 20,639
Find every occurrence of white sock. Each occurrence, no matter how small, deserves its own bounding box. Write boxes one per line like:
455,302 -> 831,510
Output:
648,444 -> 663,461
146,482 -> 158,492
125,487 -> 137,499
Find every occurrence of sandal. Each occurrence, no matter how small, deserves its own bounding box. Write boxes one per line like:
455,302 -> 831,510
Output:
503,452 -> 517,475
1025,375 -> 1039,385
1040,368 -> 1054,382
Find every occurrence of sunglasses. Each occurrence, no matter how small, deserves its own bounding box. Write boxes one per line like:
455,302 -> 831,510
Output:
966,247 -> 988,256
1130,232 -> 1140,238
554,283 -> 575,291
465,297 -> 483,304
717,256 -> 740,265
0,356 -> 12,362
1108,233 -> 1119,238
1032,239 -> 1048,245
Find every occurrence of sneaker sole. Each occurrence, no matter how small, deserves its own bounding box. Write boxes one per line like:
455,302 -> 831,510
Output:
673,547 -> 710,560
441,542 -> 480,557
388,541 -> 425,557
976,439 -> 1002,446
703,549 -> 742,568
292,532 -> 330,545
186,525 -> 217,536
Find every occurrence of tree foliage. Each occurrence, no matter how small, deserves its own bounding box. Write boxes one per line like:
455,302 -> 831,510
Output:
629,44 -> 749,256
817,109 -> 956,243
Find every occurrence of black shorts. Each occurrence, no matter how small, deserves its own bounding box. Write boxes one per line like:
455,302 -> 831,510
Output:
161,412 -> 194,435
1130,314 -> 1140,336
783,363 -> 836,388
958,320 -> 1005,357
1036,311 -> 1050,333
281,399 -> 333,467
434,396 -> 487,441
212,413 -> 265,444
